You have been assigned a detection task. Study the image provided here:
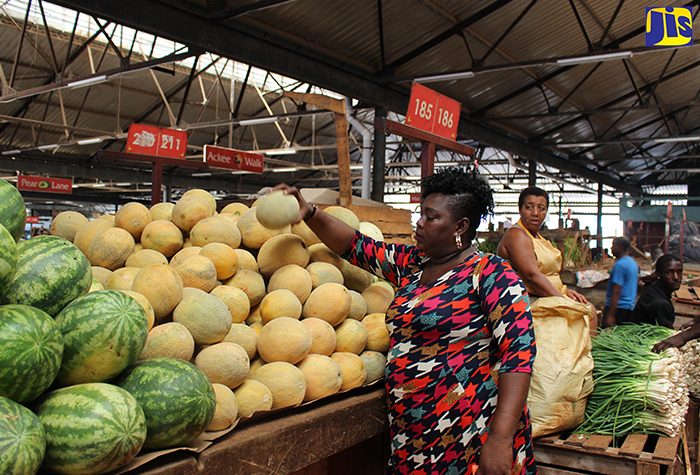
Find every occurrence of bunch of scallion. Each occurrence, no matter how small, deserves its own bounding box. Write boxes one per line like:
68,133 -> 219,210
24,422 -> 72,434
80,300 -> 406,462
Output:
577,324 -> 689,437
681,339 -> 700,398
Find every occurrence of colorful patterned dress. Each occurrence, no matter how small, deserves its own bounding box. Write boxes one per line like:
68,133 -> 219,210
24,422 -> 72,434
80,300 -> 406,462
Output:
343,232 -> 537,474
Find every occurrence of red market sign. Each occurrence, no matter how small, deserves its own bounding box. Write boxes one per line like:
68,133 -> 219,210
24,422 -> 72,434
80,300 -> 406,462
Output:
204,145 -> 264,173
17,175 -> 73,194
126,124 -> 187,159
26,216 -> 40,224
409,193 -> 422,204
405,83 -> 461,140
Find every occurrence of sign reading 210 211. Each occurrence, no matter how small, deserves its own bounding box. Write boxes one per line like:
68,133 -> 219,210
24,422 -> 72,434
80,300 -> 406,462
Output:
645,7 -> 693,47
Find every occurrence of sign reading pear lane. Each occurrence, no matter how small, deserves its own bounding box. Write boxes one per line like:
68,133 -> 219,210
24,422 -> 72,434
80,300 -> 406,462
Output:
17,175 -> 73,194
203,145 -> 264,173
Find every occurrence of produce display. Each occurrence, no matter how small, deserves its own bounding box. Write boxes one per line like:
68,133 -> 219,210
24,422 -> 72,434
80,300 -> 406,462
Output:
681,339 -> 700,398
0,178 -> 390,474
578,325 -> 689,437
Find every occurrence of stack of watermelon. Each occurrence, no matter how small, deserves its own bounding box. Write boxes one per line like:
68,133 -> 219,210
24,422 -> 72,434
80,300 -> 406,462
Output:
0,178 -> 217,475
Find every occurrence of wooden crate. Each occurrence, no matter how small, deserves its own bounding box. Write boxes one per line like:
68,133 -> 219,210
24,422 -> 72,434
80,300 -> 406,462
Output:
332,204 -> 414,245
535,432 -> 682,475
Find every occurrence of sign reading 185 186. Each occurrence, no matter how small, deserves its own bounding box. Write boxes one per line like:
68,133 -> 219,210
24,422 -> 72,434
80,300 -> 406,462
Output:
405,83 -> 461,140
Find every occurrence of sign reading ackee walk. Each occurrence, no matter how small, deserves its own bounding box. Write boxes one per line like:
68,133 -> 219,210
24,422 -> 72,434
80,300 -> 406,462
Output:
17,175 -> 73,194
203,145 -> 264,173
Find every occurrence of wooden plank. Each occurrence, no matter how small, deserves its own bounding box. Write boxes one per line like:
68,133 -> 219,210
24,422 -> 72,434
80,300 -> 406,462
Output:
538,465 -> 587,475
345,205 -> 412,223
675,286 -> 696,301
334,113 -> 351,207
535,445 -> 637,475
692,287 -> 700,299
621,435 -> 649,457
564,433 -> 588,447
652,436 -> 680,463
375,222 -> 414,235
584,435 -> 614,452
636,461 -> 661,475
537,435 -> 563,445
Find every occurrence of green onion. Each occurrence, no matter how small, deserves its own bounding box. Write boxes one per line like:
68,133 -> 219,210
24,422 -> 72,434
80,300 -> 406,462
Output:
577,324 -> 689,438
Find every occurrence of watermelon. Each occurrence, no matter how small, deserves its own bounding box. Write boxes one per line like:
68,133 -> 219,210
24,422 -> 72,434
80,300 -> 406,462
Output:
0,304 -> 63,403
55,290 -> 148,386
2,235 -> 92,316
0,179 -> 26,242
0,223 -> 17,289
36,383 -> 146,475
0,396 -> 46,475
118,358 -> 216,449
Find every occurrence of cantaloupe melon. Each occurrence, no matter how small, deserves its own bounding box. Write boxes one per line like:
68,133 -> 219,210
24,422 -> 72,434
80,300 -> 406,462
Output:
150,202 -> 174,221
133,243 -> 143,253
106,266 -> 140,290
362,313 -> 390,352
89,281 -> 104,292
257,317 -> 311,364
86,227 -> 135,270
231,249 -> 256,273
200,242 -> 238,280
331,352 -> 366,391
340,260 -> 373,292
138,322 -> 195,361
250,362 -> 306,409
140,220 -> 184,257
210,285 -> 250,324
172,195 -> 215,232
302,283 -> 351,326
182,189 -> 217,214
169,246 -> 202,267
308,243 -> 343,269
190,216 -> 242,249
221,202 -> 249,217
173,290 -> 231,344
259,289 -> 302,324
125,249 -> 168,268
267,264 -> 312,304
73,218 -> 113,254
91,266 -> 113,287
182,238 -> 193,248
97,214 -> 115,223
347,290 -> 368,320
360,350 -> 387,384
195,342 -> 249,388
256,234 -> 309,278
115,202 -> 152,240
301,318 -> 337,356
306,261 -> 343,288
291,220 -> 320,247
208,383 -> 238,431
255,190 -> 300,229
246,305 -> 262,326
171,254 -> 218,292
237,208 -> 290,249
297,354 -> 342,402
132,264 -> 184,320
50,210 -> 88,242
335,319 -> 368,354
324,206 -> 359,229
249,357 -> 264,374
233,379 -> 272,417
359,221 -> 384,241
225,269 -> 266,306
222,323 -> 258,360
120,289 -> 156,330
362,281 -> 395,314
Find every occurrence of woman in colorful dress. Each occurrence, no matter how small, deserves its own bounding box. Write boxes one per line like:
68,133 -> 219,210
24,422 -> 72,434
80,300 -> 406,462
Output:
276,168 -> 536,475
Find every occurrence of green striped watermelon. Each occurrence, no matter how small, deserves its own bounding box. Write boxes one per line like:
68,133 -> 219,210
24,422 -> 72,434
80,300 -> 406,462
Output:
36,383 -> 146,475
0,179 -> 26,242
55,290 -> 148,386
2,235 -> 91,316
0,397 -> 46,475
118,358 -> 216,449
0,304 -> 63,403
0,224 -> 17,289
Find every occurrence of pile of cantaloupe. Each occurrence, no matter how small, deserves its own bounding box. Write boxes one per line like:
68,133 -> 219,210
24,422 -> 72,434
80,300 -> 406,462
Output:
50,189 -> 391,431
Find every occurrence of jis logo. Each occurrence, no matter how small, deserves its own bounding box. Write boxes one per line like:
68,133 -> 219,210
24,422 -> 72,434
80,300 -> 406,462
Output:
645,7 -> 693,47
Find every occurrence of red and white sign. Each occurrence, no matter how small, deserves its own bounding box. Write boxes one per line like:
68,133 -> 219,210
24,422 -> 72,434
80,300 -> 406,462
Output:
17,175 -> 73,194
409,193 -> 422,204
405,83 -> 461,140
126,124 -> 187,159
204,145 -> 264,173
26,216 -> 40,224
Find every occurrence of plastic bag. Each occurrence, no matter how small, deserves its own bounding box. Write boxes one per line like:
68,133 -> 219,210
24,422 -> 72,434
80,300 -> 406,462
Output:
527,296 -> 594,438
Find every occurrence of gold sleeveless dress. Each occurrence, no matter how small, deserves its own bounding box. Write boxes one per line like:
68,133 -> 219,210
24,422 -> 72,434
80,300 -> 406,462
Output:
515,220 -> 567,296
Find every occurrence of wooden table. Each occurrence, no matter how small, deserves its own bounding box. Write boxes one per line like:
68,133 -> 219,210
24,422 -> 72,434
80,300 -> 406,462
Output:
134,386 -> 389,475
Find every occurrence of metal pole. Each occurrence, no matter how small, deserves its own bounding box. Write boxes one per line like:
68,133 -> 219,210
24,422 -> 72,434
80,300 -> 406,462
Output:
528,159 -> 536,186
371,107 -> 386,203
597,182 -> 603,251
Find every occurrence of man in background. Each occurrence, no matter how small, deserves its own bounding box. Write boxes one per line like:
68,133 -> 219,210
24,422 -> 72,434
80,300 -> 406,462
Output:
603,237 -> 639,327
633,254 -> 683,328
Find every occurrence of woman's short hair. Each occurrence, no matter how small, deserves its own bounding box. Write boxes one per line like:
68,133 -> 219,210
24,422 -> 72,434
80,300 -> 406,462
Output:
655,254 -> 681,274
518,186 -> 549,208
421,167 -> 494,243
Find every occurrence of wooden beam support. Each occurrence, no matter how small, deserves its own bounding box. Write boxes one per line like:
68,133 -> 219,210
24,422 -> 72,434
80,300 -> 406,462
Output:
283,91 -> 345,114
335,112 -> 351,206
374,118 -> 474,157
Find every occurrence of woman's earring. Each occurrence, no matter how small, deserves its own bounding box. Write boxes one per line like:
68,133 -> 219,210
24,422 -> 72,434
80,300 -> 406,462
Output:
455,234 -> 463,249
